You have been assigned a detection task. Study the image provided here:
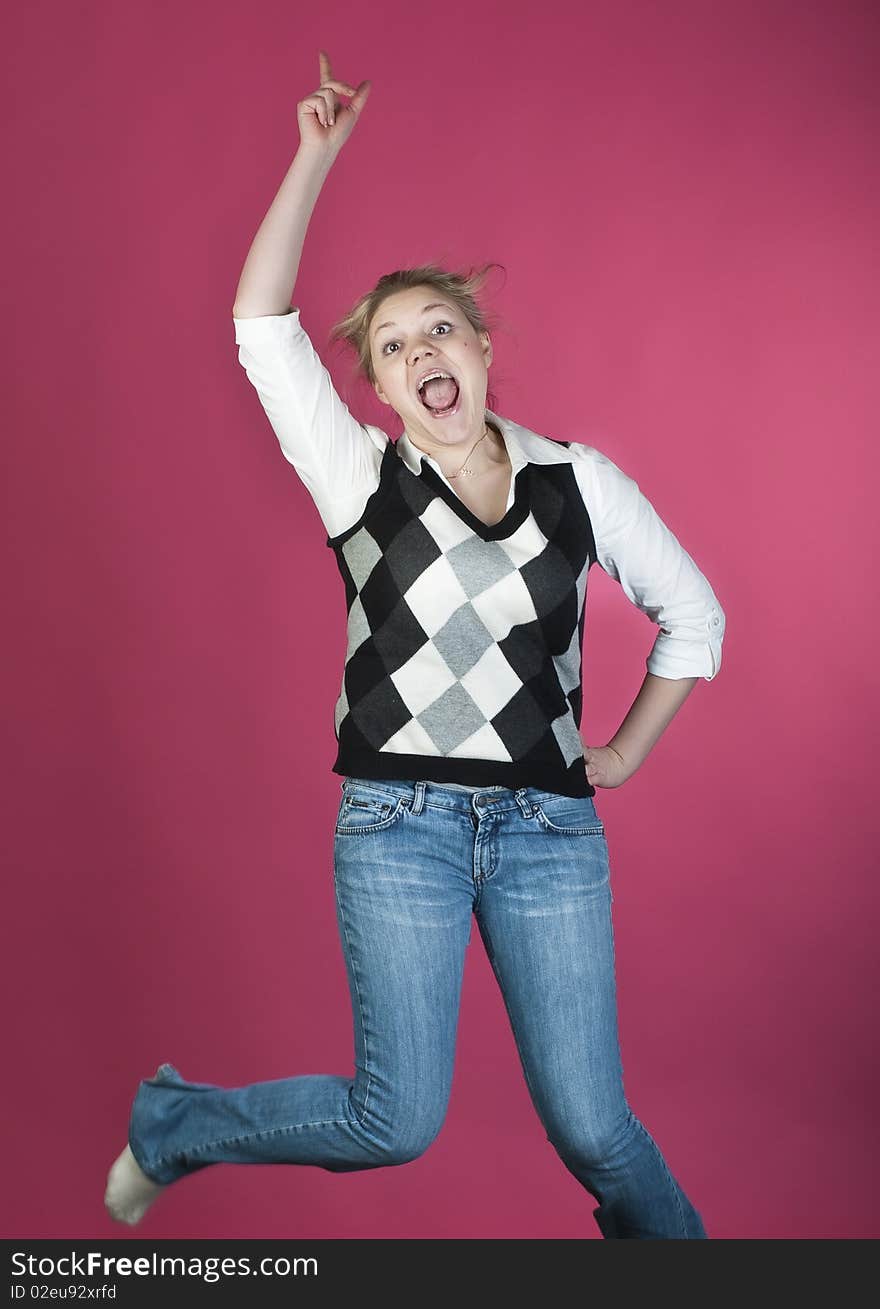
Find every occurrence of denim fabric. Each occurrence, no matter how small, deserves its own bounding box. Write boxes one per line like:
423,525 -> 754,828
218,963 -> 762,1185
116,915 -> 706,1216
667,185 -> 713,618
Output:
128,777 -> 707,1238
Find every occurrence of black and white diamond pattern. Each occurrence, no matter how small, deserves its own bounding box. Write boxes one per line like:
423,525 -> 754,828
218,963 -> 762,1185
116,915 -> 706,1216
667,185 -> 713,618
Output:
329,444 -> 595,789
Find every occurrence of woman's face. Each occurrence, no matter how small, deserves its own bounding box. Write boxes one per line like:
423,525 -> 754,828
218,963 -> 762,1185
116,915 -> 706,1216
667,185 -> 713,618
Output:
368,286 -> 493,449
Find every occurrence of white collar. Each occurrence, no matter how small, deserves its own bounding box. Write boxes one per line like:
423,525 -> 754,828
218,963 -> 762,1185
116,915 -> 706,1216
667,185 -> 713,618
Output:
396,410 -> 531,479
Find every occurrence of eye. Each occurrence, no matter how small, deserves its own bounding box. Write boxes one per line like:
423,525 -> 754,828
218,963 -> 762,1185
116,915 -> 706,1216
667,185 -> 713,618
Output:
380,321 -> 453,356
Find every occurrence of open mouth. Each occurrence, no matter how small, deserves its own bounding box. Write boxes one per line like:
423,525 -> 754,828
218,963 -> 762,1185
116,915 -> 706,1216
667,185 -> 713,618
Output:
417,371 -> 461,418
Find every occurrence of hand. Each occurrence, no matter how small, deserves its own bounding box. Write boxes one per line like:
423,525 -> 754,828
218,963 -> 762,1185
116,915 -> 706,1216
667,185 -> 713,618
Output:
583,744 -> 632,789
297,50 -> 370,155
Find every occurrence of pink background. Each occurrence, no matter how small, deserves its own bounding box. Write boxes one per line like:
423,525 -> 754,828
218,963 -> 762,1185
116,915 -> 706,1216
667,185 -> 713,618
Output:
3,0 -> 878,1239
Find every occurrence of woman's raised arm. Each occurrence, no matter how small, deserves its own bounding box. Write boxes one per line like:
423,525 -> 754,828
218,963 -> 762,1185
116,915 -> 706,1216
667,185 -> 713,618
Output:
232,51 -> 370,318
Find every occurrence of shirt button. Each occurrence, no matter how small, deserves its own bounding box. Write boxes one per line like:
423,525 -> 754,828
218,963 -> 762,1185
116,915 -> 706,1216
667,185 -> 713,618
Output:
711,616 -> 720,626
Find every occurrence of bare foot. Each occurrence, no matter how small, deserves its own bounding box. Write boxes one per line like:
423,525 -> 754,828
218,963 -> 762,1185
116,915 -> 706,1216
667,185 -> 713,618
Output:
104,1143 -> 166,1225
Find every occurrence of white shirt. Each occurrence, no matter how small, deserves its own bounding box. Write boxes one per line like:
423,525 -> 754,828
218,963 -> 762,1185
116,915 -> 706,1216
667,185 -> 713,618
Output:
232,307 -> 726,681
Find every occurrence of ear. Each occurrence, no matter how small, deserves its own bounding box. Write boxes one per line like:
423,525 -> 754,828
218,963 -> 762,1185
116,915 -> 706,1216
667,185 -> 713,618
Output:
480,330 -> 493,370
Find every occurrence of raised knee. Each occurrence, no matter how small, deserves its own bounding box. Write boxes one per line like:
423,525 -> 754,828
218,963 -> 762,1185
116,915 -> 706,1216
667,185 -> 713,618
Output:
356,1107 -> 445,1167
338,1088 -> 449,1169
379,1124 -> 442,1166
319,1126 -> 439,1174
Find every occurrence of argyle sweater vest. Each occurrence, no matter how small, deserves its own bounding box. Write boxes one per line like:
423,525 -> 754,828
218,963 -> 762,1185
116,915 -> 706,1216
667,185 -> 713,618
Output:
325,437 -> 598,798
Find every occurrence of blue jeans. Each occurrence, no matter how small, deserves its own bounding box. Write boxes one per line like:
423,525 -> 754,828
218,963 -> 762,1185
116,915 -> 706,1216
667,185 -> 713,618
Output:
127,777 -> 707,1239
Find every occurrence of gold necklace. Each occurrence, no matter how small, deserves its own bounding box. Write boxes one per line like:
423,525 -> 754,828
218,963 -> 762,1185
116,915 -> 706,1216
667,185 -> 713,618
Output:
447,425 -> 490,480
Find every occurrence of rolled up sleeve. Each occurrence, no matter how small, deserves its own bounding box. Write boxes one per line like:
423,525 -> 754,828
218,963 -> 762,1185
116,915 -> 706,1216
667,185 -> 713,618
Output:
571,444 -> 726,681
232,308 -> 387,538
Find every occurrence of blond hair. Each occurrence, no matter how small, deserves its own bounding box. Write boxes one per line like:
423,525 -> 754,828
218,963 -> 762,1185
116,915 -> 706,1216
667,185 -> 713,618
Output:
328,262 -> 505,410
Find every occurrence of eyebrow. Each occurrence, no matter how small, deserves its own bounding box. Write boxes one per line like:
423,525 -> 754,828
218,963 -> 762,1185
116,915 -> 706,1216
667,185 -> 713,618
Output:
372,303 -> 454,338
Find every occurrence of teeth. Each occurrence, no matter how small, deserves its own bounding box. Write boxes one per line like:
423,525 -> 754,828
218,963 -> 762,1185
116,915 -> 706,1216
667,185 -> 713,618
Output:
417,370 -> 453,393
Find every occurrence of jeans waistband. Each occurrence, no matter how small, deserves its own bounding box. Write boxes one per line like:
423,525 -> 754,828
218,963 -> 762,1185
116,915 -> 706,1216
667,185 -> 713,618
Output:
341,775 -> 591,819
428,780 -> 505,793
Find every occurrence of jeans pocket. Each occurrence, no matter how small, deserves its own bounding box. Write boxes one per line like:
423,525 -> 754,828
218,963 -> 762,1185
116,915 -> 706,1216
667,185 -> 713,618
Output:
335,783 -> 406,835
532,794 -> 605,836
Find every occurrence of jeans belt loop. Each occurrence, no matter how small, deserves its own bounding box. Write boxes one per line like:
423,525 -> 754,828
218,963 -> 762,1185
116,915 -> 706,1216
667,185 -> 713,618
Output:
514,788 -> 534,819
411,781 -> 426,815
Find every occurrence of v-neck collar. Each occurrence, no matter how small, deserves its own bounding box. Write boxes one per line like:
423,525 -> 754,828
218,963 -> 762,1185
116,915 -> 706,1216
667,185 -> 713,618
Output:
395,410 -> 530,540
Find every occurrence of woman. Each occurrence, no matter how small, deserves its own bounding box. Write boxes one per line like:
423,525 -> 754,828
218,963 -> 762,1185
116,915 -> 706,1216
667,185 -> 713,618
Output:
105,51 -> 725,1238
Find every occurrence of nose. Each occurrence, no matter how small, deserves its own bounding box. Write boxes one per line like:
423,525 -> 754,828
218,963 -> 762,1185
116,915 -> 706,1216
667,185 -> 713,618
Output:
408,337 -> 436,366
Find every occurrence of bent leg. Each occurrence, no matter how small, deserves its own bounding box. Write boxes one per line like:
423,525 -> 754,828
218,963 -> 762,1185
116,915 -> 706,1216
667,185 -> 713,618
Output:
128,790 -> 474,1186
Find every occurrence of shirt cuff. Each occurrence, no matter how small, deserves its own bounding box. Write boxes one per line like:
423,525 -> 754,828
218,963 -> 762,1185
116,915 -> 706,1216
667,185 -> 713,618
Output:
233,306 -> 303,346
645,603 -> 726,681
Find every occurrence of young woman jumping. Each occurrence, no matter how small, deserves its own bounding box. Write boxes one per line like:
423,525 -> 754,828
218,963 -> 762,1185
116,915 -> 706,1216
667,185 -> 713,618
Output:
105,50 -> 725,1239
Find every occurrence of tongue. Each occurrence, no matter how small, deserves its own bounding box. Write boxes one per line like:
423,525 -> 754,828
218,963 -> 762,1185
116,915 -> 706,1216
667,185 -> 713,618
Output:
422,377 -> 458,411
